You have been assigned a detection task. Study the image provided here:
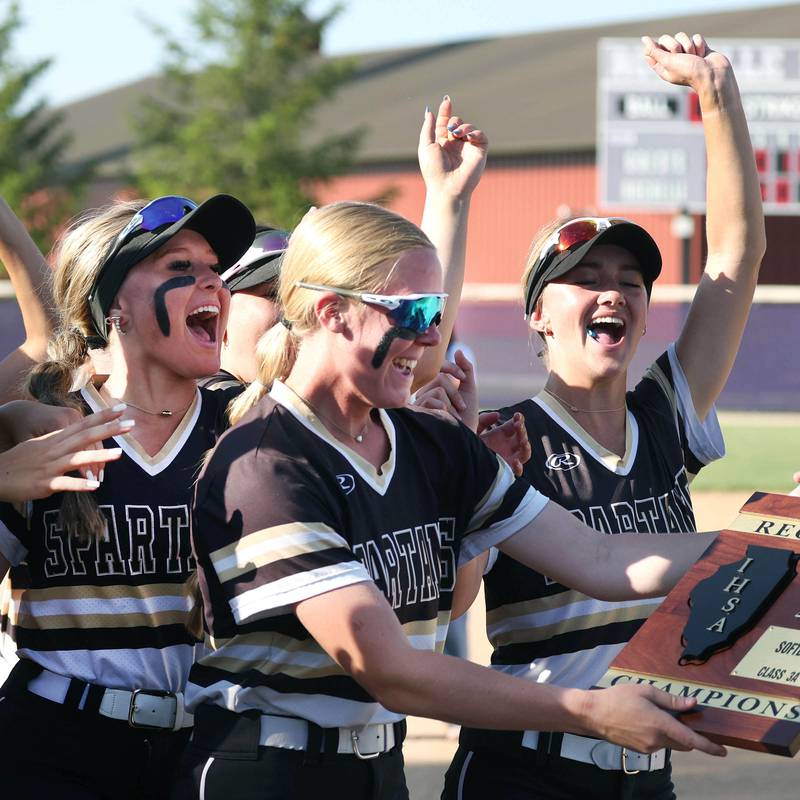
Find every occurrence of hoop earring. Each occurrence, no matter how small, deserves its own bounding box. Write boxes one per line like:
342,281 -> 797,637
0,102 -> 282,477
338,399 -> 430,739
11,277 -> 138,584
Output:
106,315 -> 126,336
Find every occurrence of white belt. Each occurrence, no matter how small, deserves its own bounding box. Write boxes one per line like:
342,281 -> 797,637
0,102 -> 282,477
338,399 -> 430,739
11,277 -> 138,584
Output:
27,668 -> 193,731
259,714 -> 397,760
523,731 -> 667,773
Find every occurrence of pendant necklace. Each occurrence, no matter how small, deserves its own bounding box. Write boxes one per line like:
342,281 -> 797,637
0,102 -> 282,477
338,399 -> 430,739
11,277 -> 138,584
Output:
543,388 -> 625,414
283,383 -> 369,443
116,397 -> 194,418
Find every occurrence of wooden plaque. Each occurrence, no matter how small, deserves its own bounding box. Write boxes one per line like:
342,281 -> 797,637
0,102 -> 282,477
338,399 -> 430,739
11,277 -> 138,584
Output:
597,492 -> 800,756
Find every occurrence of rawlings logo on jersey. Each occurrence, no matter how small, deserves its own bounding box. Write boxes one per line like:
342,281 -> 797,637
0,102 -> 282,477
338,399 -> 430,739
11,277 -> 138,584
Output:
545,452 -> 581,471
336,474 -> 356,495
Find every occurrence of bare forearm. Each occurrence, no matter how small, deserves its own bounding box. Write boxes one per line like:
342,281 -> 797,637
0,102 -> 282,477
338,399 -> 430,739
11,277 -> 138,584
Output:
700,71 -> 765,271
0,199 -> 55,400
499,501 -> 718,601
370,648 -> 588,733
0,198 -> 55,347
414,192 -> 470,389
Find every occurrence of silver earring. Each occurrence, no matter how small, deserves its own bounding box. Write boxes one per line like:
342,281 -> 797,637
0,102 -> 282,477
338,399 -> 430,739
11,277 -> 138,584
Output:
106,315 -> 126,336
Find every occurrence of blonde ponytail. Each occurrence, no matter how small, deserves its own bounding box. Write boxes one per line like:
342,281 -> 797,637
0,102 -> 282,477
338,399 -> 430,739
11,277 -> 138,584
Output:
227,323 -> 297,424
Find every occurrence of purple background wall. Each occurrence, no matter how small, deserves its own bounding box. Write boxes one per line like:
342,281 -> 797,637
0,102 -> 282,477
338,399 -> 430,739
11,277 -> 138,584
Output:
1,297 -> 797,411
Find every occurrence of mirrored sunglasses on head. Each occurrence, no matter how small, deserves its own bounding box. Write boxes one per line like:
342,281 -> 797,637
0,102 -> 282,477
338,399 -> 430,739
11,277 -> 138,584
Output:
295,281 -> 447,334
537,217 -> 632,266
105,196 -> 198,264
221,229 -> 290,283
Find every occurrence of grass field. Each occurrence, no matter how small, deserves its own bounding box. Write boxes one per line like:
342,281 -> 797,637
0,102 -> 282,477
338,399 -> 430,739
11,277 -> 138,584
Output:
690,412 -> 800,492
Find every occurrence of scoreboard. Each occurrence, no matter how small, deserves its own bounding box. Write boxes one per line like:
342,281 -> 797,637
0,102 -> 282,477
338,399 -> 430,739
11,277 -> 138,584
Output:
599,39 -> 800,214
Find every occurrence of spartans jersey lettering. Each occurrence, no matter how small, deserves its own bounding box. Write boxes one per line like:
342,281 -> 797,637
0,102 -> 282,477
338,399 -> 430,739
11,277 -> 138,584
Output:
186,379 -> 547,728
465,345 -> 724,749
0,385 -> 237,692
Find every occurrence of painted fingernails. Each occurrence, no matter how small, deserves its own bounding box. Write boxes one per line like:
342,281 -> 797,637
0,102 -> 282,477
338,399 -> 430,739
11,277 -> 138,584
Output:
120,419 -> 136,430
112,403 -> 127,412
99,469 -> 104,483
86,480 -> 100,489
443,94 -> 451,102
424,105 -> 429,118
87,470 -> 96,482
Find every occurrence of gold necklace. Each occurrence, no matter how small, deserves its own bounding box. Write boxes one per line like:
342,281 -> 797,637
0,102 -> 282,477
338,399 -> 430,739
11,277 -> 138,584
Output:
283,383 -> 369,443
117,396 -> 194,418
543,387 -> 626,414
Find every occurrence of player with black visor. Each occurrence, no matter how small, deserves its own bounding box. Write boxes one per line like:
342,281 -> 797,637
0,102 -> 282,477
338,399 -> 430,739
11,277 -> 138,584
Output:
443,33 -> 766,800
0,192 -> 255,800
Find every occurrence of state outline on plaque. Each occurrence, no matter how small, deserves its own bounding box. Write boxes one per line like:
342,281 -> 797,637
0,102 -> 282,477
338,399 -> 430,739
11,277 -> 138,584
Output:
679,544 -> 797,666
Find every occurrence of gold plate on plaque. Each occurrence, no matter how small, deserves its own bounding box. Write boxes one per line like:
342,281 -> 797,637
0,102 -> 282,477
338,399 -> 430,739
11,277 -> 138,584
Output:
731,626 -> 800,688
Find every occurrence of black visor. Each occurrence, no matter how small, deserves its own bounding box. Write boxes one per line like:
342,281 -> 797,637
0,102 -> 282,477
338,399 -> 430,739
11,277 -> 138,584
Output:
87,194 -> 255,340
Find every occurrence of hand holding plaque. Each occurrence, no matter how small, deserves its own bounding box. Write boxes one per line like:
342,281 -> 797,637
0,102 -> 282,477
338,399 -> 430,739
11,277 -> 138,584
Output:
597,492 -> 800,756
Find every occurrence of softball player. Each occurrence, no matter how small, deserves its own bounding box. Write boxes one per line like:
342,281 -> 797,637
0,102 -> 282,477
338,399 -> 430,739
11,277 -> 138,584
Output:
0,193 -> 254,799
173,201 -> 724,800
445,34 -> 765,799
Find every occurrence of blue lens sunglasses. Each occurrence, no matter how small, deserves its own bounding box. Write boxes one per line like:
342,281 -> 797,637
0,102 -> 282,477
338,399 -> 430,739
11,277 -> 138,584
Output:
103,195 -> 198,267
295,281 -> 447,334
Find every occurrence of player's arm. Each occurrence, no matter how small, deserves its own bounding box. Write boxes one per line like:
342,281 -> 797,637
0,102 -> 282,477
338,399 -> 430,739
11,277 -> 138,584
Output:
0,399 -> 82,452
413,96 -> 488,389
0,198 -> 57,403
643,34 -> 765,420
498,499 -> 718,601
450,551 -> 488,619
296,580 -> 725,756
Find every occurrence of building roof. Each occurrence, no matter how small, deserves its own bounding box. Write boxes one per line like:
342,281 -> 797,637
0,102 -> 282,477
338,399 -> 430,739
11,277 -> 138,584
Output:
59,3 -> 800,173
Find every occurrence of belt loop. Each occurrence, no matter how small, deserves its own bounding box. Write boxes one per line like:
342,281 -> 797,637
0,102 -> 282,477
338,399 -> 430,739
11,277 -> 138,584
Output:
535,731 -> 564,766
535,732 -> 551,766
303,720 -> 325,765
395,719 -> 406,750
63,677 -> 88,710
83,683 -> 105,715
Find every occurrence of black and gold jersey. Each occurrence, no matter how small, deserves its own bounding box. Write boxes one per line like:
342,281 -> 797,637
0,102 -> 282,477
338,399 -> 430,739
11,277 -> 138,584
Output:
0,384 -> 238,692
469,345 -> 724,748
186,379 -> 547,728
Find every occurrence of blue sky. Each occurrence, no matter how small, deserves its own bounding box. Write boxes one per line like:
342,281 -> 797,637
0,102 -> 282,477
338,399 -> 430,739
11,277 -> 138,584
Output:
14,0 -> 797,105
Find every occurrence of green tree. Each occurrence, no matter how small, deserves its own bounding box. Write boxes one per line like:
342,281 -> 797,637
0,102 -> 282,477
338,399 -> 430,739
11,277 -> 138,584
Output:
0,1 -> 78,264
134,0 -> 361,228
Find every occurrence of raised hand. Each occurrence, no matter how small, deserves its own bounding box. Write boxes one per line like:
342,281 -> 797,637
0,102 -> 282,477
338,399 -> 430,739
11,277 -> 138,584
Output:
642,33 -> 733,92
418,96 -> 488,201
0,407 -> 131,501
479,411 -> 531,476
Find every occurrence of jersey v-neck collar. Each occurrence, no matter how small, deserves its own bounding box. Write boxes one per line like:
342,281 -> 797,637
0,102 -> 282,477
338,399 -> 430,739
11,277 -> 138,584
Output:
533,391 -> 639,476
270,380 -> 396,496
81,383 -> 202,477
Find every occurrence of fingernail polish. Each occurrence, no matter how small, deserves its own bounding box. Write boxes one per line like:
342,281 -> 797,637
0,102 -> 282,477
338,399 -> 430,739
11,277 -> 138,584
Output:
447,123 -> 457,131
112,403 -> 127,412
99,469 -> 104,482
443,94 -> 450,102
424,105 -> 429,118
120,419 -> 136,429
87,470 -> 96,482
86,480 -> 100,489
